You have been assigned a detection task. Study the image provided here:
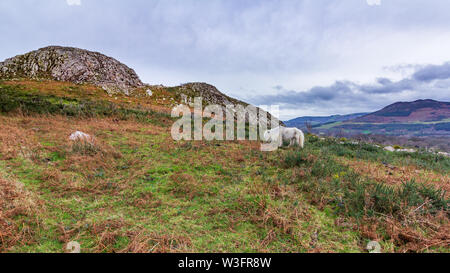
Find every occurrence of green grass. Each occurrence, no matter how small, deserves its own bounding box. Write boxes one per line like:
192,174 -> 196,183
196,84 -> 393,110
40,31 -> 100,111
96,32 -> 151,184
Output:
316,121 -> 342,130
0,83 -> 448,253
0,84 -> 172,126
1,128 -> 365,253
3,129 -> 448,253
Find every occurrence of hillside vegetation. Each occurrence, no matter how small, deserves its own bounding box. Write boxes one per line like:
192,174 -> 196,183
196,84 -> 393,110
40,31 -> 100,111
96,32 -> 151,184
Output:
0,80 -> 449,253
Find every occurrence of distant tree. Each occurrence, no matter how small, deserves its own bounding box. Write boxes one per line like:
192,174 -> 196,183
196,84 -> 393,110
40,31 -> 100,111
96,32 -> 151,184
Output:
305,122 -> 313,134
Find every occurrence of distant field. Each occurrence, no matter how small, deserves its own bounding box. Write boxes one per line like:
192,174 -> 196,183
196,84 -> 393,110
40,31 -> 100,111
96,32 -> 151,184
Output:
315,120 -> 450,137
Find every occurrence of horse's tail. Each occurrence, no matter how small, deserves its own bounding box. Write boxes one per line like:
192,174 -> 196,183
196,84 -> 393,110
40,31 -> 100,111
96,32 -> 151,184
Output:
297,129 -> 305,149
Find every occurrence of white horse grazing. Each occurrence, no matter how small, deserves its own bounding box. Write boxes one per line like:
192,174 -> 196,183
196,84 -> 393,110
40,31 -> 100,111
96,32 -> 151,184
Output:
263,127 -> 305,148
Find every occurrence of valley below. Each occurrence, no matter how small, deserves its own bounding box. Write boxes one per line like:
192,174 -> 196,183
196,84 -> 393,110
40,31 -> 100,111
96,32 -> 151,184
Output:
286,100 -> 450,152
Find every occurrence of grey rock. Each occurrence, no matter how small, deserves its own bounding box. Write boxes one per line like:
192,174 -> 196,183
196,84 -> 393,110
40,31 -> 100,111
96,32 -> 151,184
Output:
438,152 -> 450,157
366,241 -> 382,253
178,82 -> 282,126
0,46 -> 143,94
396,148 -> 416,153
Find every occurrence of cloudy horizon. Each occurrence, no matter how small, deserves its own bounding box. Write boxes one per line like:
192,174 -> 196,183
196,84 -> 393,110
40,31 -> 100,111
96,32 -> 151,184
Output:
1,0 -> 450,120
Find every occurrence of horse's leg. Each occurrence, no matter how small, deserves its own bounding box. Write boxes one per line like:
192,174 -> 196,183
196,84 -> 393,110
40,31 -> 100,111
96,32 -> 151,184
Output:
293,135 -> 299,147
278,135 -> 284,148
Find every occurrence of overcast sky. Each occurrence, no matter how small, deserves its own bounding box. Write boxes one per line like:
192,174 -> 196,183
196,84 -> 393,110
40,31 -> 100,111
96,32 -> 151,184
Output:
1,0 -> 450,119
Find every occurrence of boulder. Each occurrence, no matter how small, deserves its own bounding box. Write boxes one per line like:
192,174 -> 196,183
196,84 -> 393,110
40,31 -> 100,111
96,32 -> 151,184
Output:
367,241 -> 382,253
69,131 -> 92,142
396,148 -> 416,153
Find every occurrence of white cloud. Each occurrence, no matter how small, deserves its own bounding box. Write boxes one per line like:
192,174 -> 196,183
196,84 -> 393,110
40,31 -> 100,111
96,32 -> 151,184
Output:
366,0 -> 381,6
66,0 -> 81,6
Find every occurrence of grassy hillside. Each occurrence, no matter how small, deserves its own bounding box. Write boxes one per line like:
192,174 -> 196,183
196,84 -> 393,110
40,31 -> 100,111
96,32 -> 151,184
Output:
0,80 -> 448,253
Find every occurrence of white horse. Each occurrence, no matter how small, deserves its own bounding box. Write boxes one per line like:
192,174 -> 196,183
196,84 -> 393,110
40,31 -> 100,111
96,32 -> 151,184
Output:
263,127 -> 305,148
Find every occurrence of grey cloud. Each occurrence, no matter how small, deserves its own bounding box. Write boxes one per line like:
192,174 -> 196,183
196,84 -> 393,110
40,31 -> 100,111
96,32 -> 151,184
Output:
359,78 -> 416,94
413,62 -> 450,82
255,81 -> 358,106
376,78 -> 392,85
356,61 -> 450,95
273,85 -> 283,91
252,63 -> 450,118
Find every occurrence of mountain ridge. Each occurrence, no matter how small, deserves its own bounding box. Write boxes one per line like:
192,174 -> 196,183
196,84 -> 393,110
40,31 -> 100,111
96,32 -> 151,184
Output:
353,99 -> 450,123
287,99 -> 450,138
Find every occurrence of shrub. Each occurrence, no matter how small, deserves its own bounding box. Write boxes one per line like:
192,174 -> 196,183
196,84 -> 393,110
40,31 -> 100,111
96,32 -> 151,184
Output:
71,140 -> 101,156
310,152 -> 343,178
283,151 -> 308,168
307,134 -> 319,143
286,153 -> 449,219
369,183 -> 401,215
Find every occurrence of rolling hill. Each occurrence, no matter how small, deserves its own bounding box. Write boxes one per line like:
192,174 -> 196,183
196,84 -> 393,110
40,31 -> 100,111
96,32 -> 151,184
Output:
353,99 -> 450,123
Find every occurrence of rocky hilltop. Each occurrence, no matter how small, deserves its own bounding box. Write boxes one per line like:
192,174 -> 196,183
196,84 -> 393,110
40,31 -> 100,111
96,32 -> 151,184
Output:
0,46 -> 143,94
178,82 -> 242,106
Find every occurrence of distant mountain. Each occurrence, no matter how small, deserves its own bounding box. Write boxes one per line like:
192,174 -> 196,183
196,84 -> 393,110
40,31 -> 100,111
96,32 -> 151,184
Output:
310,99 -> 450,137
353,99 -> 450,123
284,113 -> 368,128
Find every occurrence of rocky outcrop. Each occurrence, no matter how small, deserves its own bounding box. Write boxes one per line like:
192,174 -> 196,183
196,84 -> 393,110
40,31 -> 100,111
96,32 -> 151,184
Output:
0,46 -> 143,94
177,82 -> 282,126
179,83 -> 242,106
